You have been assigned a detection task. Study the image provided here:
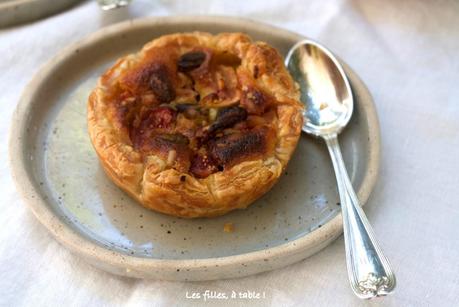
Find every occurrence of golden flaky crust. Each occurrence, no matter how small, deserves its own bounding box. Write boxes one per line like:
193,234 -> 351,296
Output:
87,32 -> 303,218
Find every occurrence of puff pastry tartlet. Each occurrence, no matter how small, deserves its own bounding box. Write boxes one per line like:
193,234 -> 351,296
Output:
87,32 -> 303,218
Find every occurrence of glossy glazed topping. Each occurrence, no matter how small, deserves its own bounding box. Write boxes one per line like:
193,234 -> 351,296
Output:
109,48 -> 278,178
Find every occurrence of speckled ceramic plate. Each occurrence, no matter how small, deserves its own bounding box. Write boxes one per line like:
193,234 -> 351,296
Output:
0,0 -> 82,28
9,16 -> 380,281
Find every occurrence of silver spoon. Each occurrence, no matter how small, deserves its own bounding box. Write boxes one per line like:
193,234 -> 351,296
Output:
285,40 -> 396,299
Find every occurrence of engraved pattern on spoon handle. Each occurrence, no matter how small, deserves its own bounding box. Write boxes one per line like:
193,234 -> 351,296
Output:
325,135 -> 396,299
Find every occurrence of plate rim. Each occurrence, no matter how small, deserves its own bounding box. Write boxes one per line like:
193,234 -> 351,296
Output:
8,15 -> 380,279
0,0 -> 82,28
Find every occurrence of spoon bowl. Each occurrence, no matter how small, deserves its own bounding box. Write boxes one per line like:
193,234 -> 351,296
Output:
286,40 -> 353,137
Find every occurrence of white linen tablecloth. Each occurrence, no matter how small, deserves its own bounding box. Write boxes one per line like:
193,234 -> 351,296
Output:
1,1 -> 458,306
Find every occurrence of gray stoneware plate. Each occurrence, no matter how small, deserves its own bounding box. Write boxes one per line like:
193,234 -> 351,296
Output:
9,16 -> 380,281
0,0 -> 82,28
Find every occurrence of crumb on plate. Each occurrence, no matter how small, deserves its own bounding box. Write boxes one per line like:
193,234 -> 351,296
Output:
223,222 -> 234,233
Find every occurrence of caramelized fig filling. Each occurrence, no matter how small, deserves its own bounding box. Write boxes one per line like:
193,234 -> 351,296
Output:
114,50 -> 277,178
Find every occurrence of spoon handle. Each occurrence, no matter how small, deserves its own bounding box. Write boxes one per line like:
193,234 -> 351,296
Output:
325,135 -> 396,299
